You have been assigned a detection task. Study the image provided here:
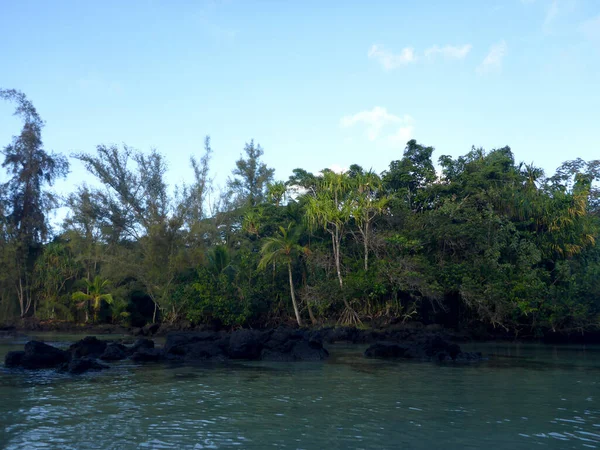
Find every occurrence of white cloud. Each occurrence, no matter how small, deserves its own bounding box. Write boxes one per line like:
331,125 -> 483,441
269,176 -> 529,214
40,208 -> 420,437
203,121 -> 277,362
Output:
368,45 -> 416,70
340,107 -> 414,143
476,41 -> 507,74
424,44 -> 473,60
580,14 -> 600,42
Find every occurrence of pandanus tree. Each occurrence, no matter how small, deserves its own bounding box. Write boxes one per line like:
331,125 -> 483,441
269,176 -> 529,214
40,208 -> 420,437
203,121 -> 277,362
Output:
258,223 -> 308,326
349,170 -> 388,271
304,170 -> 361,325
72,276 -> 114,322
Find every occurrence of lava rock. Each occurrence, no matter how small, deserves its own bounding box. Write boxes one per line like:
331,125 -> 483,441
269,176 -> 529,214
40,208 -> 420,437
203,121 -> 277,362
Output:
59,357 -> 108,374
164,331 -> 227,360
70,336 -> 108,358
142,323 -> 161,336
6,341 -> 72,369
130,338 -> 155,353
130,347 -> 165,362
228,330 -> 265,359
4,350 -> 25,367
261,327 -> 329,361
100,343 -> 128,361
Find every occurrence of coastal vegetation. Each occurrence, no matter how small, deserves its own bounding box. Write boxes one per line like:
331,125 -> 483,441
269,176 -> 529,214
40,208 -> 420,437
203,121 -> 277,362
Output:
1,89 -> 599,337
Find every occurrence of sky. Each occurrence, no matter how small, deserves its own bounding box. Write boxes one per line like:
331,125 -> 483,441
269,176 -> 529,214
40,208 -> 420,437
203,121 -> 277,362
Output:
1,0 -> 599,208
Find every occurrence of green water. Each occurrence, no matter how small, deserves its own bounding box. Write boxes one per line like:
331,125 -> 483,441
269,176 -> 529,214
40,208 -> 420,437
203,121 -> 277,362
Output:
1,334 -> 600,449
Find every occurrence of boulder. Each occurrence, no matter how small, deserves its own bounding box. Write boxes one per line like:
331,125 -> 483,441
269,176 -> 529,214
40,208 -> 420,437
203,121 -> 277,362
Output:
4,350 -> 25,367
59,357 -> 108,374
164,331 -> 226,360
142,323 -> 161,336
261,327 -> 329,361
100,343 -> 128,361
130,338 -> 154,353
69,336 -> 108,358
228,330 -> 265,359
11,341 -> 71,369
130,347 -> 165,362
181,341 -> 227,361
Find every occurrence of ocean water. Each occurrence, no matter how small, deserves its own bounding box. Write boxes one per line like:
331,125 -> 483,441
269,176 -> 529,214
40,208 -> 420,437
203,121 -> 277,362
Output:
1,334 -> 600,449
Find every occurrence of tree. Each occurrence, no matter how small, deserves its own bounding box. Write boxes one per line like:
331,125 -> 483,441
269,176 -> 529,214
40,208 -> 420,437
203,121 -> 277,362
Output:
349,170 -> 388,271
266,181 -> 287,207
0,88 -> 69,317
258,223 -> 308,326
227,140 -> 275,208
72,276 -> 114,322
382,139 -> 436,210
305,171 -> 360,324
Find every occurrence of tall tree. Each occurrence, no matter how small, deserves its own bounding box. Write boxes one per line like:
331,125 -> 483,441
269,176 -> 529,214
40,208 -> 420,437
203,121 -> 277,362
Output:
227,140 -> 275,208
258,223 -> 308,326
382,139 -> 436,211
349,170 -> 388,271
0,89 -> 69,317
305,171 -> 360,324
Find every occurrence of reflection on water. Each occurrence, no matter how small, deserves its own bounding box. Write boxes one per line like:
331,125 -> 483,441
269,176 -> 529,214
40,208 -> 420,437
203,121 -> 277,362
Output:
1,336 -> 600,449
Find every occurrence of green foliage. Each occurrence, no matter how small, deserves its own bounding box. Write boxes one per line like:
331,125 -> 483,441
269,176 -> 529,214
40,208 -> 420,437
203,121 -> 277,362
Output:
1,93 -> 599,337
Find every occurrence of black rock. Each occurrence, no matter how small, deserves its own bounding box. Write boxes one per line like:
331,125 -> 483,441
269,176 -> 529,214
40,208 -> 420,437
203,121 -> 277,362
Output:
181,341 -> 228,361
18,341 -> 71,369
130,338 -> 155,353
70,336 -> 108,358
4,350 -> 25,367
130,347 -> 165,362
164,331 -> 226,360
261,328 -> 329,361
142,323 -> 161,336
100,343 -> 128,361
228,329 -> 264,359
59,357 -> 108,374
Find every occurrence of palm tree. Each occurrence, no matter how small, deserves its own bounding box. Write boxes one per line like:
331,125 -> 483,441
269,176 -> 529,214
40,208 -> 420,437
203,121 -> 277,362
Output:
72,276 -> 114,323
258,223 -> 308,326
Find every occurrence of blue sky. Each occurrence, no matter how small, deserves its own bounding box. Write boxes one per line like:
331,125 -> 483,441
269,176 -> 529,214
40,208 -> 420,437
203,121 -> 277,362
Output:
1,0 -> 599,206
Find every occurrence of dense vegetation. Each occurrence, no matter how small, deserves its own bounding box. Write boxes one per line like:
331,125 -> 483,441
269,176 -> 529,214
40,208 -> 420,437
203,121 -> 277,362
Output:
1,89 -> 599,336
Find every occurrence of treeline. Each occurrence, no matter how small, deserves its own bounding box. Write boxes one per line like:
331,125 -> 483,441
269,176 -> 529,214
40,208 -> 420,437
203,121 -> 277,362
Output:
1,89 -> 599,335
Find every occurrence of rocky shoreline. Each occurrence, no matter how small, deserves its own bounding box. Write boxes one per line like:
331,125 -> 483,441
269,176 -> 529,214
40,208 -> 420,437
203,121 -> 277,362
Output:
4,326 -> 486,375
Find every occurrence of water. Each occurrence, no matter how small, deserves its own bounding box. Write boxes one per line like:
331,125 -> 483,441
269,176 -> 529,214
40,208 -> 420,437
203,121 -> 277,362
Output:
1,335 -> 600,449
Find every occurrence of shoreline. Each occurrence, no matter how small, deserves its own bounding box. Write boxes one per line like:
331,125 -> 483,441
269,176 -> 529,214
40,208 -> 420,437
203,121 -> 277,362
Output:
2,318 -> 600,346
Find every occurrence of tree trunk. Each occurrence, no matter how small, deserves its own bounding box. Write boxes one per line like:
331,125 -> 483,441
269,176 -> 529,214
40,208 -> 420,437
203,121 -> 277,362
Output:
307,300 -> 317,325
152,301 -> 158,323
332,229 -> 343,288
363,222 -> 369,271
288,262 -> 302,326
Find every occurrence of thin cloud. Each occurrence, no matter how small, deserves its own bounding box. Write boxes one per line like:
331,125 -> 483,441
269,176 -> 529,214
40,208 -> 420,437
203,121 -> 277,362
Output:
424,44 -> 473,60
476,41 -> 507,74
341,107 -> 414,143
368,45 -> 416,70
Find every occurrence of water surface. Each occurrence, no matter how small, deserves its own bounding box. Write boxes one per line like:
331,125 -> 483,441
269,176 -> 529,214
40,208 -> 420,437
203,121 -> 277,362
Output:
1,334 -> 600,449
